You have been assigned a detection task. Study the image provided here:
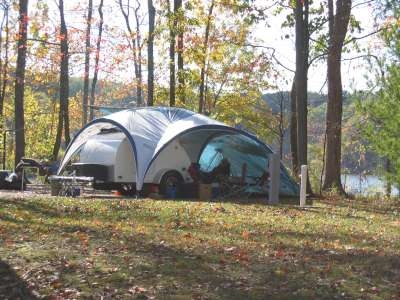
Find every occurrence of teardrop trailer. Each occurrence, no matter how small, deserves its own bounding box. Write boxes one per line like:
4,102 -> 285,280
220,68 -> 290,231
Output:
52,107 -> 299,198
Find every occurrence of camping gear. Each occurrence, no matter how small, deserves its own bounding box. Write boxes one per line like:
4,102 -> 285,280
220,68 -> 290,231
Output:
48,175 -> 94,197
198,183 -> 212,200
0,158 -> 53,191
57,107 -> 299,197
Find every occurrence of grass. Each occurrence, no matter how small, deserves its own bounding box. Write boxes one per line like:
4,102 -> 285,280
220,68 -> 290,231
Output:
0,193 -> 399,299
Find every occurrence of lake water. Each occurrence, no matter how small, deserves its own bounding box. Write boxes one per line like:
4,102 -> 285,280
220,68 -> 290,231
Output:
342,174 -> 399,196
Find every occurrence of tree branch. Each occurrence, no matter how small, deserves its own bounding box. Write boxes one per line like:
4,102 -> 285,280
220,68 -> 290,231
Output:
242,43 -> 295,73
344,28 -> 383,46
27,38 -> 60,46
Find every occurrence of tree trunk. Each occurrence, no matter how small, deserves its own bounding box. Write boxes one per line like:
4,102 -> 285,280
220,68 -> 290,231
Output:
290,80 -> 299,175
82,0 -> 92,126
198,0 -> 214,113
294,0 -> 312,193
176,0 -> 184,104
385,158 -> 391,197
278,91 -> 284,160
89,0 -> 103,121
147,0 -> 155,106
323,0 -> 352,193
14,0 -> 28,166
119,0 -> 142,107
52,104 -> 63,160
0,3 -> 9,116
134,2 -> 142,106
53,0 -> 70,159
169,0 -> 176,107
60,0 -> 70,146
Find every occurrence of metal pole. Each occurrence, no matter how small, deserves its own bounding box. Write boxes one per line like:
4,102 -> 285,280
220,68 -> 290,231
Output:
300,165 -> 307,207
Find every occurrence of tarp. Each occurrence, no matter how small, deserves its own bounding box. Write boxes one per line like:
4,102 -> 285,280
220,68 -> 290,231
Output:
58,107 -> 298,195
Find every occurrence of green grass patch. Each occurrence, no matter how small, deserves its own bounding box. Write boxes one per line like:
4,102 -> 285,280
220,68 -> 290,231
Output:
0,195 -> 399,299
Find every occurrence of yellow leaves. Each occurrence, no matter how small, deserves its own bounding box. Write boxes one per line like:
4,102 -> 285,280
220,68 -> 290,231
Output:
241,230 -> 250,240
274,248 -> 285,258
128,286 -> 148,296
273,267 -> 287,277
77,232 -> 89,247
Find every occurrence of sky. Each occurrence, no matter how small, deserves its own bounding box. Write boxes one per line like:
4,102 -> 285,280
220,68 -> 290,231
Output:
254,0 -> 383,93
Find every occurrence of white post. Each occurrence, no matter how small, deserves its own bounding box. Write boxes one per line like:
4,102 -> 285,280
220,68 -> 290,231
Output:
21,168 -> 25,191
268,154 -> 280,205
300,165 -> 307,207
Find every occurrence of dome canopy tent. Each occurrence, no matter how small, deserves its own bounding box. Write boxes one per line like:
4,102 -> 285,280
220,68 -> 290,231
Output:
58,107 -> 299,196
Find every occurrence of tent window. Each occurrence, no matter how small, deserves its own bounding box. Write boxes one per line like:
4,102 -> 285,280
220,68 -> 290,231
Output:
199,144 -> 224,172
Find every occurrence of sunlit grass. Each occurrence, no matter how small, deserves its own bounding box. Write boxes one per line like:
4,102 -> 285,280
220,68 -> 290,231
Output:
0,194 -> 399,299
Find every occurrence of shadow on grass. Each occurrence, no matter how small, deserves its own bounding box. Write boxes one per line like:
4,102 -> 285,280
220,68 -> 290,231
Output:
320,197 -> 400,216
1,197 -> 399,298
0,260 -> 37,299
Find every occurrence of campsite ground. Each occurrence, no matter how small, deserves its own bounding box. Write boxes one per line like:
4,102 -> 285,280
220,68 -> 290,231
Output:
0,192 -> 399,299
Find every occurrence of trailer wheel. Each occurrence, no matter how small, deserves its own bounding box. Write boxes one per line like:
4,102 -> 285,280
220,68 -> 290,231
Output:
159,171 -> 183,198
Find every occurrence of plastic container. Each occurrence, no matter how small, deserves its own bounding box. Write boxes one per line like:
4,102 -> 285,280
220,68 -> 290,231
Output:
198,183 -> 212,200
166,185 -> 177,199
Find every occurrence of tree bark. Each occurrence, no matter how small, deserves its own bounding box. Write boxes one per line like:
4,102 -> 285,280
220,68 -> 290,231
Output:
176,0 -> 184,104
294,0 -> 312,193
169,0 -> 176,107
89,0 -> 103,121
147,0 -> 155,106
60,0 -> 69,146
82,0 -> 92,126
0,2 -> 9,116
198,0 -> 214,113
134,1 -> 142,106
385,158 -> 391,197
53,0 -> 70,159
323,0 -> 352,193
290,80 -> 299,174
278,91 -> 284,160
14,0 -> 28,166
119,0 -> 142,107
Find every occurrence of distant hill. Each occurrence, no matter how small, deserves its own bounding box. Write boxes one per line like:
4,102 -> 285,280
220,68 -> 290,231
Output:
262,91 -> 326,114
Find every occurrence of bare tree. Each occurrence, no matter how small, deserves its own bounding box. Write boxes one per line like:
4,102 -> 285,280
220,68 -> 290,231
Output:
52,0 -> 70,159
14,0 -> 28,166
277,91 -> 288,159
198,0 -> 214,113
147,0 -> 155,106
168,0 -> 176,106
176,0 -> 184,103
82,0 -> 93,125
323,0 -> 352,193
119,0 -> 143,106
294,0 -> 313,193
289,80 -> 298,174
89,0 -> 104,121
0,1 -> 10,116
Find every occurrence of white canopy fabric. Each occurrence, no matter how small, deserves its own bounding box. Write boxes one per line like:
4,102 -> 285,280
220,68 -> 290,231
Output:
59,107 -> 255,191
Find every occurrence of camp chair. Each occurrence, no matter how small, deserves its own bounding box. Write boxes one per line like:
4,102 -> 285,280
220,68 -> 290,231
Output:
217,163 -> 248,199
217,175 -> 247,198
218,170 -> 270,199
242,172 -> 270,198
